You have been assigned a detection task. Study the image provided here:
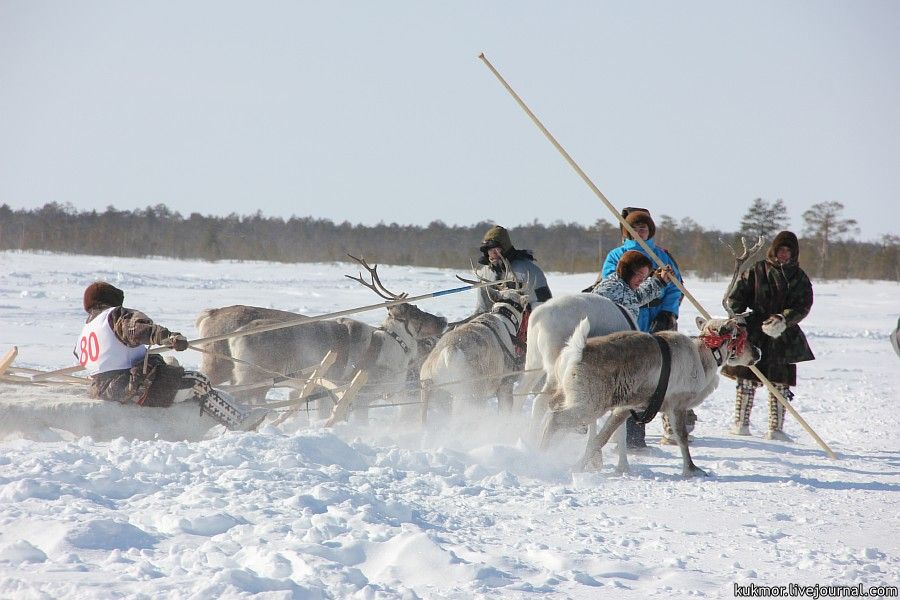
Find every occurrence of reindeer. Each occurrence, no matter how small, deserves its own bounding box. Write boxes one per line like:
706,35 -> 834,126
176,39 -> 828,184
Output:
196,257 -> 447,412
196,305 -> 302,386
419,258 -> 528,418
518,293 -> 636,429
540,237 -> 765,477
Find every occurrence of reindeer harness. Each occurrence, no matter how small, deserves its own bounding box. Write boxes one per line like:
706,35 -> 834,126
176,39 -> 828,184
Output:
699,326 -> 748,367
383,328 -> 413,355
482,298 -> 527,365
630,334 -> 672,425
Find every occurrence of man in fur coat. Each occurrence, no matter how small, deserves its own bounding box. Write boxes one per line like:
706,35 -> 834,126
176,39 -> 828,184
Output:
722,231 -> 815,441
472,225 -> 552,314
77,282 -> 266,431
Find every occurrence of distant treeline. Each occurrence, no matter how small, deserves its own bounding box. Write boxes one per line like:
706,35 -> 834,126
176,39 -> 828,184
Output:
1,203 -> 897,281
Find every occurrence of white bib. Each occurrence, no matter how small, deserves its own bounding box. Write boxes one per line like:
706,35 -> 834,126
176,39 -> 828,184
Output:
77,307 -> 147,375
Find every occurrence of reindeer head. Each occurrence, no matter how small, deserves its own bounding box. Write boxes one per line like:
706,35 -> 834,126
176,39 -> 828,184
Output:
387,302 -> 447,338
692,235 -> 767,367
346,254 -> 447,338
695,316 -> 761,367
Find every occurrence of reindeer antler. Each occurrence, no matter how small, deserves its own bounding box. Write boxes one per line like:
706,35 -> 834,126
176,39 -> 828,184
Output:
719,235 -> 765,316
456,259 -> 493,285
345,254 -> 409,301
455,258 -> 518,290
501,255 -> 532,292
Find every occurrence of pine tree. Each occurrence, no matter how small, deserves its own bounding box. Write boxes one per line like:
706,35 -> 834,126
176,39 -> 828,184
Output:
802,201 -> 859,278
739,198 -> 789,240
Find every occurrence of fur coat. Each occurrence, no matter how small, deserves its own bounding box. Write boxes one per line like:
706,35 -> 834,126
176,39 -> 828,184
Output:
721,231 -> 815,386
83,305 -> 185,407
474,248 -> 552,314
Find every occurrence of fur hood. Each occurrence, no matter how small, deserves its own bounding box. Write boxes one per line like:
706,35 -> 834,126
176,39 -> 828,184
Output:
478,247 -> 536,266
766,230 -> 800,266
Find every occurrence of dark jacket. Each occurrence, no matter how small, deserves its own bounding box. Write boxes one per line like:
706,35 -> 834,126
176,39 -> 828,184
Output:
722,231 -> 815,385
82,305 -> 185,406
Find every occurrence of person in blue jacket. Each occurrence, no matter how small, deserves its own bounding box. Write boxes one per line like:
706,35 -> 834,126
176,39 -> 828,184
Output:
602,208 -> 683,332
601,207 -> 688,449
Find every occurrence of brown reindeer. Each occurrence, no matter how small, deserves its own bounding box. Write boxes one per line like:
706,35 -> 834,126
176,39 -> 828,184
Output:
195,257 -> 446,411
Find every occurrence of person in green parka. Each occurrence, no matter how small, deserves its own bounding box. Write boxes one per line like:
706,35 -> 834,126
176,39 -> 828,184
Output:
722,230 -> 815,441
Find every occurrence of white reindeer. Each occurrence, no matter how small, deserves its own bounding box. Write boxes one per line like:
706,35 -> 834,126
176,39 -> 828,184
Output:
419,259 -> 528,418
518,293 -> 636,428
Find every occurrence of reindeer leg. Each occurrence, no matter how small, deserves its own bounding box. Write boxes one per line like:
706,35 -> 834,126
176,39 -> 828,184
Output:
528,382 -> 554,442
578,410 -> 629,473
673,408 -> 708,478
539,408 -> 565,451
421,385 -> 453,426
419,386 -> 430,427
612,417 -> 629,474
498,381 -> 514,414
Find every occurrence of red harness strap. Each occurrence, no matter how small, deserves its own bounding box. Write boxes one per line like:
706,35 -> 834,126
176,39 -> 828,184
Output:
700,327 -> 748,358
514,307 -> 531,357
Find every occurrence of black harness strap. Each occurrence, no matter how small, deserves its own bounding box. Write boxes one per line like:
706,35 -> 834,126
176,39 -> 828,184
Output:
630,334 -> 672,424
384,328 -> 412,355
360,335 -> 384,371
326,325 -> 351,379
614,303 -> 638,331
495,305 -> 518,324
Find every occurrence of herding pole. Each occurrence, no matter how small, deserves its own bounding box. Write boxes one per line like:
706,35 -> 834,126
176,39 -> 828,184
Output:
477,53 -> 837,460
183,278 -> 508,347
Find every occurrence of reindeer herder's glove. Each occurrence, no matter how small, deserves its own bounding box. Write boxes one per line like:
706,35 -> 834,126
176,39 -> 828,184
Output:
761,314 -> 787,339
649,311 -> 678,333
164,334 -> 189,352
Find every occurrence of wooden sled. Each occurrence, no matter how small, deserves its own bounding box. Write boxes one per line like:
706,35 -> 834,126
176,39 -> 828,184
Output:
267,350 -> 368,428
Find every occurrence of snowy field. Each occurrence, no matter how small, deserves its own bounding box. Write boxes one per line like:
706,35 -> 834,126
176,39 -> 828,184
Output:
1,250 -> 898,599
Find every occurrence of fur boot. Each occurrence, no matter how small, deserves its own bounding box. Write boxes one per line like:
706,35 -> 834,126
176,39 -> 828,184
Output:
730,378 -> 757,435
764,384 -> 793,442
176,372 -> 268,431
660,410 -> 696,445
625,416 -> 647,449
201,389 -> 268,431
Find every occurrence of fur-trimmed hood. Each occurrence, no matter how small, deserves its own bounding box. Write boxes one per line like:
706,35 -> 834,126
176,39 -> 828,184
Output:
766,230 -> 800,266
478,247 -> 536,267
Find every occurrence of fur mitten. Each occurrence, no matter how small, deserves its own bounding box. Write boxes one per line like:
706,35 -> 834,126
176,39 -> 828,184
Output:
650,310 -> 678,333
761,314 -> 787,338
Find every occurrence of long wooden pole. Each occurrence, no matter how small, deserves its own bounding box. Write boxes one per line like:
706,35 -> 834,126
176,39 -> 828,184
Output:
478,53 -> 837,460
177,278 -> 507,348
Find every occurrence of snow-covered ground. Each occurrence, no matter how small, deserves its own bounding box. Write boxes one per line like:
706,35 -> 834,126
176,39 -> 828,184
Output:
1,250 -> 898,599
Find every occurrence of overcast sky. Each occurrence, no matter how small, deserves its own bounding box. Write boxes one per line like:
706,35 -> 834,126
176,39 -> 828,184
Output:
1,1 -> 898,241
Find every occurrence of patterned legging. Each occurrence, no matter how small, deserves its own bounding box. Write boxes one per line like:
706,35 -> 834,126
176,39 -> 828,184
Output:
170,371 -> 218,404
734,378 -> 793,431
